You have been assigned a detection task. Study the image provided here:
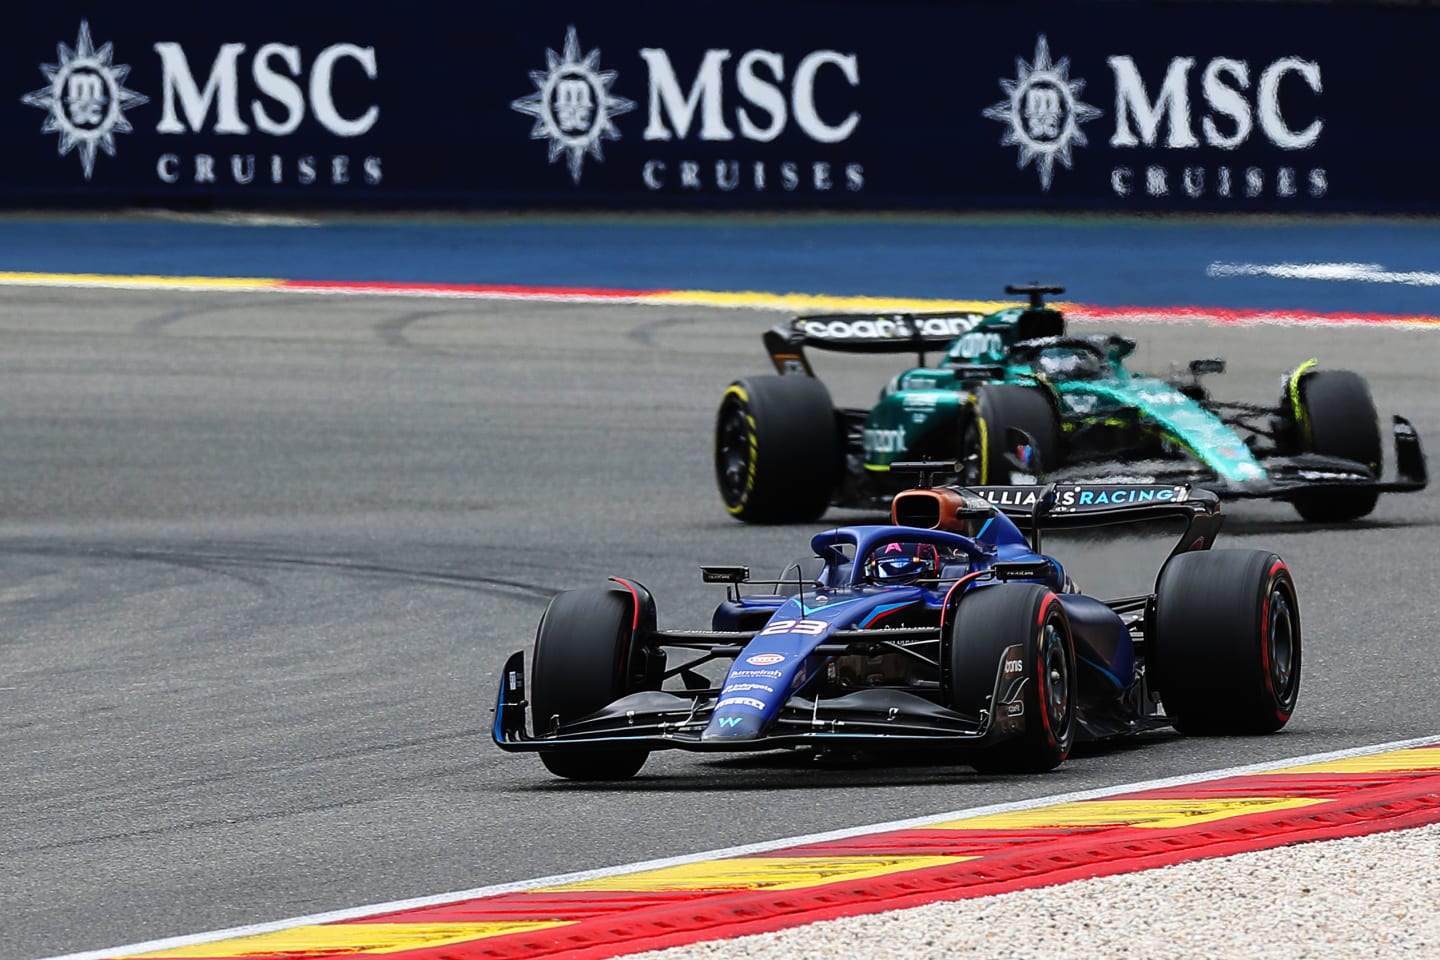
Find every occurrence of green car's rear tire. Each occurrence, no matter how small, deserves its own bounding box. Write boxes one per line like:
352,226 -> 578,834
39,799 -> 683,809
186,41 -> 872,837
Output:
960,385 -> 1061,485
1152,550 -> 1301,735
714,376 -> 840,524
531,589 -> 650,781
1289,369 -> 1382,522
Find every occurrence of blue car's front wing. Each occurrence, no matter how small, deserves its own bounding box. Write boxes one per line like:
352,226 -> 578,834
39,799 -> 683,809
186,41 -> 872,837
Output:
492,647 -> 1029,754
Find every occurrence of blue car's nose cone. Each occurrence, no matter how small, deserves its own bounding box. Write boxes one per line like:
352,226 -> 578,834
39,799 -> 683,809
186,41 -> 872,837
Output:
700,711 -> 767,742
704,649 -> 800,741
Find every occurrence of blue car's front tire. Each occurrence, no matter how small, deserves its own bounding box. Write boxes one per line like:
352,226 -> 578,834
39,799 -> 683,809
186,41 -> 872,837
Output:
947,583 -> 1076,773
531,588 -> 651,780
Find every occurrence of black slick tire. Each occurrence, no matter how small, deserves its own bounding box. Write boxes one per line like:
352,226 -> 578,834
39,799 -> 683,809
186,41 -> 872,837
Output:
1152,550 -> 1301,735
960,385 -> 1061,485
714,376 -> 840,523
947,583 -> 1076,773
531,589 -> 650,780
1290,369 -> 1382,522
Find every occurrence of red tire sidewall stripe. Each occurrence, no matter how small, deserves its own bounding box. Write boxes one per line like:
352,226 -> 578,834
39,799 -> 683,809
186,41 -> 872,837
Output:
1263,559 -> 1293,722
1036,592 -> 1061,746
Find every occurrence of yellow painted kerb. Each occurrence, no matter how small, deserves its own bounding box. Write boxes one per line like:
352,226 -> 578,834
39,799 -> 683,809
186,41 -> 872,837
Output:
648,290 -> 1041,313
1257,747 -> 1440,775
123,921 -> 573,958
533,854 -> 971,892
925,796 -> 1329,831
0,271 -> 282,290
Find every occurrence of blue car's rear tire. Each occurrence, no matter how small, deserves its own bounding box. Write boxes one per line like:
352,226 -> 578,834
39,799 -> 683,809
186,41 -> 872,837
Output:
961,385 -> 1061,485
1289,369 -> 1382,522
715,376 -> 840,523
531,588 -> 650,780
947,584 -> 1076,773
1152,550 -> 1301,735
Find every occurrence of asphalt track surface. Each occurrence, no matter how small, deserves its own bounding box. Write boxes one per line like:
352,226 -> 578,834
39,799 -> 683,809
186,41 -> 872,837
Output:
1,283 -> 1437,960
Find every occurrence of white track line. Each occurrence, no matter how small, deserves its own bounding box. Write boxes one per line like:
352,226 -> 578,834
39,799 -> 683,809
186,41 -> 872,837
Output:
1209,261 -> 1440,286
40,733 -> 1440,960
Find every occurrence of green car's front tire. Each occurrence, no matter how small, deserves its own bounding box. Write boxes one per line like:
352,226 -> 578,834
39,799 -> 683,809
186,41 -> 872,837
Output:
1288,369 -> 1382,522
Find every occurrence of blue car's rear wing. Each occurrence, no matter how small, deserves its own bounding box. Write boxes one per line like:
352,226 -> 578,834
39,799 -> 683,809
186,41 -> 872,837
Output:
892,475 -> 1225,559
763,312 -> 984,375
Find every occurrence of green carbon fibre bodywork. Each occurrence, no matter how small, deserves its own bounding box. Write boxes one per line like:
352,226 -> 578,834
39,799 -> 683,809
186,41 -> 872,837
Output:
858,305 -> 1266,483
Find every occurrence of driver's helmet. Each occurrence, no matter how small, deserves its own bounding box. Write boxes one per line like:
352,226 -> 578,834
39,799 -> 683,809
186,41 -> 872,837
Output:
863,541 -> 942,584
1036,345 -> 1105,381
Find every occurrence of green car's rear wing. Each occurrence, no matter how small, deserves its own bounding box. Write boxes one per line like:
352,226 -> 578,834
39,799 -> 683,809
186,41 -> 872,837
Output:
763,312 -> 984,375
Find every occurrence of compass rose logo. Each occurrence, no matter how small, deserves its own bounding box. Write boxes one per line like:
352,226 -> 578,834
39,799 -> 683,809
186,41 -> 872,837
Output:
983,35 -> 1100,191
21,20 -> 149,180
511,26 -> 635,185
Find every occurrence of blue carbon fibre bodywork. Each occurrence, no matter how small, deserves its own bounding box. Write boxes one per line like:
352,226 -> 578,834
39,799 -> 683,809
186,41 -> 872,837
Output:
703,523 -> 1065,742
493,480 -> 1273,773
704,587 -> 926,742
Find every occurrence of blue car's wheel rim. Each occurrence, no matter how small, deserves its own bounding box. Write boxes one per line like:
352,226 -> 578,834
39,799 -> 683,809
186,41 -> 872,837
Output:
1266,585 -> 1298,705
1040,621 -> 1072,738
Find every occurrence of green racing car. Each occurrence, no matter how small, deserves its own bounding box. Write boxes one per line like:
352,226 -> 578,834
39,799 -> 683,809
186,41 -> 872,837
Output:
714,285 -> 1427,524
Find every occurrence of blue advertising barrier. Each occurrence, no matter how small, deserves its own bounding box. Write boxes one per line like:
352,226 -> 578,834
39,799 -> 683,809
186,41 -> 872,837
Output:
1,2 -> 1436,212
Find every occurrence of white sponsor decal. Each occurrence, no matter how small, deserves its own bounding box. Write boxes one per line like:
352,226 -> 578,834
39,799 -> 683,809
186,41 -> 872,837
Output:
153,42 -> 379,137
978,486 -> 1186,508
759,618 -> 829,637
515,26 -> 864,193
21,21 -> 149,180
717,696 -> 768,711
801,315 -> 978,340
1004,658 -> 1025,675
863,425 -> 907,455
151,40 -> 383,186
901,393 -> 942,410
951,331 -> 1005,359
982,35 -> 1101,190
746,653 -> 786,666
731,668 -> 783,680
722,682 -> 776,695
22,22 -> 383,187
510,26 -> 635,185
985,34 -> 1327,200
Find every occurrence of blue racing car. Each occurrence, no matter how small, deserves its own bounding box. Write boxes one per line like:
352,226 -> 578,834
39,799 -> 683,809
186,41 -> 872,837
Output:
494,469 -> 1301,780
